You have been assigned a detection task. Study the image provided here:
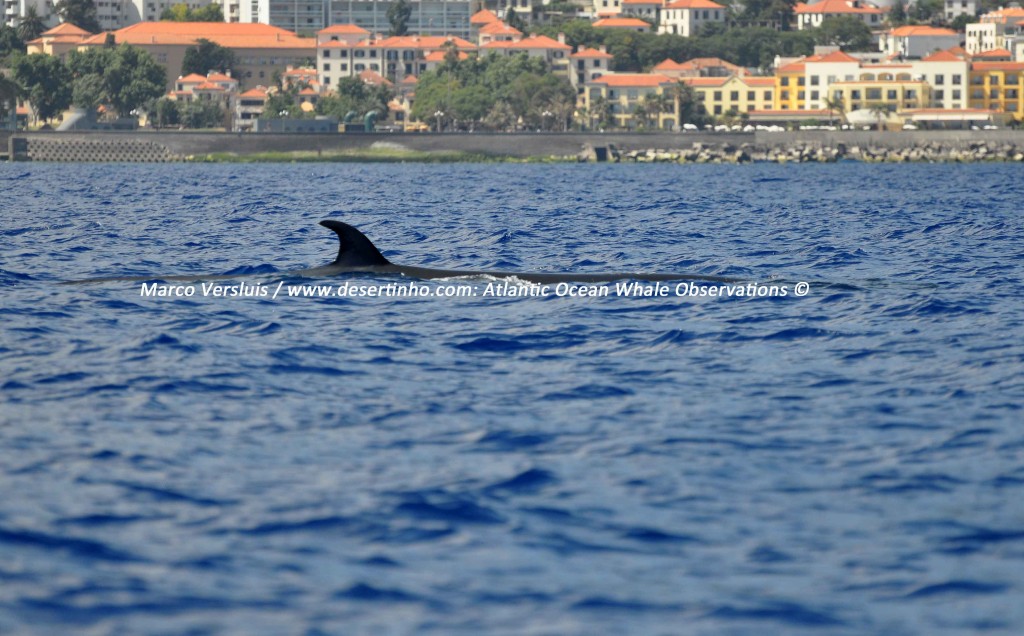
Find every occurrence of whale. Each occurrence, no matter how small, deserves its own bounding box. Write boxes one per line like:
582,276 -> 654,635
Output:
65,220 -> 742,285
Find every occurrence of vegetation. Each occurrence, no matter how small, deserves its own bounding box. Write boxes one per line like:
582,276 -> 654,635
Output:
67,45 -> 166,117
17,7 -> 46,42
160,3 -> 224,21
12,53 -> 72,123
317,76 -> 394,120
181,39 -> 238,77
0,24 -> 25,62
815,17 -> 873,50
410,52 -> 575,131
386,0 -> 412,37
55,0 -> 101,33
0,74 -> 24,122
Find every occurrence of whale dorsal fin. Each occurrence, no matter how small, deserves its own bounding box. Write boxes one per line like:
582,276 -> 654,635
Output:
320,220 -> 391,267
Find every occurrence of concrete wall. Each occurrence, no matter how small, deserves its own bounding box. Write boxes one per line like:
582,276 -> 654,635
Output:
7,129 -> 1024,162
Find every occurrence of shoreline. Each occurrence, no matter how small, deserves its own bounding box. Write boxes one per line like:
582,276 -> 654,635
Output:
5,130 -> 1024,163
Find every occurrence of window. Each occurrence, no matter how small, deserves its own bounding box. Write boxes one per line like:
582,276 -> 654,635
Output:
781,77 -> 789,86
934,74 -> 943,85
810,75 -> 819,86
323,63 -> 330,71
730,91 -> 738,101
953,89 -> 961,99
323,50 -> 331,58
764,90 -> 771,100
713,91 -> 722,100
990,74 -> 1000,85
935,89 -> 944,101
798,77 -> 805,86
887,89 -> 897,99
952,74 -> 962,84
810,90 -> 819,100
747,91 -> 755,101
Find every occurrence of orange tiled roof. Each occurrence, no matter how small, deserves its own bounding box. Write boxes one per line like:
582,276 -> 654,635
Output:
425,50 -> 469,62
813,50 -> 860,63
318,24 -> 370,35
971,61 -> 1024,71
479,22 -> 522,36
206,72 -> 235,82
80,22 -> 315,50
920,49 -> 965,62
40,22 -> 92,37
682,77 -> 729,87
358,69 -> 392,85
889,25 -> 957,37
368,35 -> 477,50
194,82 -> 225,91
664,0 -> 724,8
177,73 -> 208,83
591,73 -> 672,87
794,0 -> 883,14
572,46 -> 613,59
239,87 -> 268,98
974,48 -> 1013,58
471,9 -> 501,25
742,77 -> 776,86
593,17 -> 652,28
482,34 -> 570,50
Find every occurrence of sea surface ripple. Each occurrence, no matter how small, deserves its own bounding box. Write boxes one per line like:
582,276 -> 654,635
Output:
1,162 -> 1023,635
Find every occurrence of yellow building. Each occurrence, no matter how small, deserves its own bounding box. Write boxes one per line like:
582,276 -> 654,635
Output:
828,77 -> 931,116
775,59 -> 807,110
968,61 -> 1024,120
685,75 -> 775,117
585,73 -> 675,129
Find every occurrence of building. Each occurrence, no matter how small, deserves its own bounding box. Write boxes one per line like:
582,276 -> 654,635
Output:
480,33 -> 572,74
965,7 -> 1024,57
944,0 -> 976,20
793,0 -> 885,30
968,60 -> 1024,119
317,30 -> 477,88
620,0 -> 661,22
569,45 -> 613,91
234,86 -> 269,130
584,73 -> 673,129
653,56 -> 746,78
167,70 -> 239,106
239,0 -> 476,38
3,0 -> 56,29
75,22 -> 316,90
657,0 -> 725,37
684,75 -> 775,116
880,25 -> 961,59
593,17 -> 652,32
25,23 -> 92,60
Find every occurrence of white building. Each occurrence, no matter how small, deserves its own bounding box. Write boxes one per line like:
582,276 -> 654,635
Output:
881,25 -> 961,59
944,0 -> 975,20
4,0 -> 56,29
793,0 -> 884,30
965,7 -> 1024,56
657,0 -> 725,38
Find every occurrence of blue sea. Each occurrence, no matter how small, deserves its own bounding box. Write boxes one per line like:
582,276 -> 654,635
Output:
1,161 -> 1022,635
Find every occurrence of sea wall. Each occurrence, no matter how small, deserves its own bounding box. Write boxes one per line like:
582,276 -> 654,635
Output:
5,129 -> 1024,162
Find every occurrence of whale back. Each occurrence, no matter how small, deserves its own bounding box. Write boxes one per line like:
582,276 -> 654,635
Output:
320,220 -> 391,267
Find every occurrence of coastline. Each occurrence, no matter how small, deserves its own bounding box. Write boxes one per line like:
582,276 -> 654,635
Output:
5,130 -> 1024,163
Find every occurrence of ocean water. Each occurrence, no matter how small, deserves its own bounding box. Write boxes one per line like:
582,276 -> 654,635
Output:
1,161 -> 1022,635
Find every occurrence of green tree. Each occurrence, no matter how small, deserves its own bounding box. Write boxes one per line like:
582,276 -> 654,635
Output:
68,45 -> 166,117
152,96 -> 179,127
0,73 -> 24,126
0,24 -> 26,61
17,7 -> 46,42
178,100 -> 224,128
506,4 -> 526,32
814,16 -> 873,50
386,0 -> 412,36
263,90 -> 296,118
56,0 -> 101,33
72,73 -> 104,109
181,38 -> 238,77
12,53 -> 73,123
161,3 -> 223,21
889,0 -> 907,25
316,76 -> 393,119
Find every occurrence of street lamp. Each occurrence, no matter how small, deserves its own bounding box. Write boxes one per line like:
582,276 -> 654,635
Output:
541,110 -> 552,131
434,110 -> 444,132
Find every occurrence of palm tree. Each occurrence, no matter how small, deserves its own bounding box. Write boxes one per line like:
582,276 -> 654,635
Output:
823,95 -> 845,127
669,80 -> 696,130
17,7 -> 46,42
590,95 -> 611,130
0,74 -> 25,129
869,104 -> 888,131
